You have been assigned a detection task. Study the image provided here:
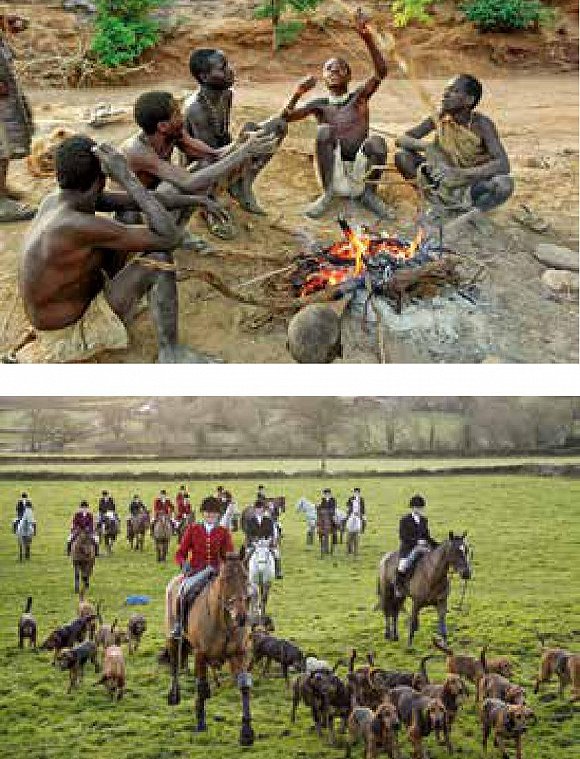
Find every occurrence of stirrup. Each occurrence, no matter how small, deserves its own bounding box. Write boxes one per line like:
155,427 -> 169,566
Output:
170,622 -> 183,640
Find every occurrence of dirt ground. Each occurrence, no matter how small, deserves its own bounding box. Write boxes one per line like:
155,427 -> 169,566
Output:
0,3 -> 578,363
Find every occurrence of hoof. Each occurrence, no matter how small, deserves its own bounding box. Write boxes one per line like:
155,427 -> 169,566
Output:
240,723 -> 255,746
194,721 -> 207,733
167,683 -> 181,706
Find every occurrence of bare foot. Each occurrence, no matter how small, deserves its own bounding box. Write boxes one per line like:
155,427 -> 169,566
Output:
305,192 -> 333,219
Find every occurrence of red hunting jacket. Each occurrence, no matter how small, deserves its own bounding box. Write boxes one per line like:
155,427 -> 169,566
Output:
176,499 -> 192,520
175,523 -> 234,573
154,497 -> 173,517
72,511 -> 94,532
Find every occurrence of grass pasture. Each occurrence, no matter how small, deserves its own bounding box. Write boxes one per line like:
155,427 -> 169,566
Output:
0,475 -> 579,758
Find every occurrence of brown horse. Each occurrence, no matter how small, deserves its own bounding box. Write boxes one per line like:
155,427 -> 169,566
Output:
71,529 -> 95,594
127,511 -> 149,551
165,547 -> 254,745
377,532 -> 471,646
153,515 -> 172,562
317,508 -> 334,557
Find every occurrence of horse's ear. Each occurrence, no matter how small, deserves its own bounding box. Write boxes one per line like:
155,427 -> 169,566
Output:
449,530 -> 454,540
238,544 -> 245,562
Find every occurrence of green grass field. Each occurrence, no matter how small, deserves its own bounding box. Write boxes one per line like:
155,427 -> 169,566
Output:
1,476 -> 579,758
0,455 -> 580,476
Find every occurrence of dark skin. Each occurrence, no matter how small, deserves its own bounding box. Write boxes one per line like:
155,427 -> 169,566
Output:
124,98 -> 277,213
282,9 -> 389,218
395,77 -> 510,186
0,15 -> 28,197
20,144 -> 213,362
184,51 -> 286,214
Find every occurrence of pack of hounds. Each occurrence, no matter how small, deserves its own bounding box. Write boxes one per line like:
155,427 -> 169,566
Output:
17,593 -> 578,757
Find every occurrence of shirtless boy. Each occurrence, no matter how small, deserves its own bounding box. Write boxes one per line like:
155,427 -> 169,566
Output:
281,9 -> 390,219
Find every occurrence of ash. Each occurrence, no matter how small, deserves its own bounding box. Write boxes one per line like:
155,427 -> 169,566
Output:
350,285 -> 500,363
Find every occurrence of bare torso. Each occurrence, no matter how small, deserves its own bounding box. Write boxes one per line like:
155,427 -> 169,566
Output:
296,89 -> 370,159
123,133 -> 175,190
184,90 -> 233,150
20,195 -> 106,330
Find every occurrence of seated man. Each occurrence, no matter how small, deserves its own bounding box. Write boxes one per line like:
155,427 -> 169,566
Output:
184,48 -> 287,227
122,91 -> 277,247
152,489 -> 173,529
175,491 -> 193,529
128,493 -> 145,517
97,489 -> 118,530
346,486 -> 366,533
394,494 -> 439,598
171,496 -> 234,639
66,500 -> 99,556
19,137 -> 216,364
175,485 -> 189,515
394,75 -> 513,218
281,9 -> 390,219
13,490 -> 32,533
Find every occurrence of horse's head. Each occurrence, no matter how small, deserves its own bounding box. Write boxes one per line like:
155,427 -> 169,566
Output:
220,545 -> 249,628
444,531 -> 472,580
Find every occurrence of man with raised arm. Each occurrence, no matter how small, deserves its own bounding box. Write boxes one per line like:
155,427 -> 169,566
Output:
281,9 -> 390,219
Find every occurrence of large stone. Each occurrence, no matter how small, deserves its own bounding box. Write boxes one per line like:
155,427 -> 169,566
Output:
534,244 -> 579,272
541,268 -> 579,295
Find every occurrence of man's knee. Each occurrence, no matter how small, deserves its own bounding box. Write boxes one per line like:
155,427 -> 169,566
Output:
472,174 -> 514,211
363,135 -> 387,159
493,174 -> 515,202
394,149 -> 419,179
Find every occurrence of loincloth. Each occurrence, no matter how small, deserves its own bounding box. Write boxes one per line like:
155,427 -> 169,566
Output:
330,144 -> 368,198
17,291 -> 128,363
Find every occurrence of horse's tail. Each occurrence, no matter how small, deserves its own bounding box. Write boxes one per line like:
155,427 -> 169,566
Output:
24,596 -> 32,614
432,636 -> 453,656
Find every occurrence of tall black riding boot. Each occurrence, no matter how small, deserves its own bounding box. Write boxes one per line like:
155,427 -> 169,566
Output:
274,557 -> 283,580
394,570 -> 407,599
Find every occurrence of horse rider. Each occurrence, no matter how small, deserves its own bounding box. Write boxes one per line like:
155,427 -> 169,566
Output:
97,489 -> 119,531
318,487 -> 337,543
394,494 -> 439,598
346,487 -> 366,533
129,493 -> 146,517
176,484 -> 189,513
216,484 -> 233,512
171,496 -> 234,640
13,491 -> 33,533
176,492 -> 194,528
152,488 -> 174,529
245,500 -> 283,579
67,500 -> 99,556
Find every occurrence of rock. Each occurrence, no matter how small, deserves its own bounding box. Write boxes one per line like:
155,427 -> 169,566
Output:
541,269 -> 579,295
287,304 -> 342,363
534,244 -> 579,272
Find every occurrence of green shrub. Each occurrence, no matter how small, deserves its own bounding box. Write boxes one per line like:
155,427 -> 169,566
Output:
91,0 -> 165,68
391,0 -> 434,27
276,19 -> 305,47
462,0 -> 553,31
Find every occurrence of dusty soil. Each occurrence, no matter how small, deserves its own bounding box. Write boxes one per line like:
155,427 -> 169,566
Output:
0,3 -> 577,363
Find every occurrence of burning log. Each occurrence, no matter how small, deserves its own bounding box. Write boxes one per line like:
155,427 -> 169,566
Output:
374,257 -> 460,314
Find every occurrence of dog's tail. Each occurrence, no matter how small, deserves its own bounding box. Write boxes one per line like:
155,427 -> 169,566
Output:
367,651 -> 376,667
480,645 -> 488,673
349,648 -> 357,673
24,596 -> 32,614
432,636 -> 453,655
419,654 -> 436,684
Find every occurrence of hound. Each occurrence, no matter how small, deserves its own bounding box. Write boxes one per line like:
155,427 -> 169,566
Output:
345,700 -> 401,758
481,698 -> 536,758
18,596 -> 37,649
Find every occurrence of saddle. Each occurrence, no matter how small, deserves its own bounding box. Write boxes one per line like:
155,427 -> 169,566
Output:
177,568 -> 217,629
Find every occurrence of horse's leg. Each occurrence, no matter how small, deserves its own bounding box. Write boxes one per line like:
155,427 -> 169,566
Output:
167,635 -> 182,706
18,541 -> 22,562
26,539 -> 31,560
408,600 -> 419,647
195,655 -> 210,732
233,664 -> 254,746
436,600 -> 448,642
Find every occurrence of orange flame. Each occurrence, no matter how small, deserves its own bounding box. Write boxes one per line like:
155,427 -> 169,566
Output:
407,227 -> 425,258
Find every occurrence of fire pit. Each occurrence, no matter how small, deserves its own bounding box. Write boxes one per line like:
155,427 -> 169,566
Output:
291,217 -> 461,313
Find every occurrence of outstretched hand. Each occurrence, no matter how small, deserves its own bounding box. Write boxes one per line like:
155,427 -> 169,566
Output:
92,142 -> 133,185
295,75 -> 317,97
354,7 -> 371,35
239,130 -> 279,158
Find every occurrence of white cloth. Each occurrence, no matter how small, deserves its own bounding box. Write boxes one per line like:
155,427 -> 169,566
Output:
203,522 -> 214,533
330,144 -> 368,198
412,512 -> 421,524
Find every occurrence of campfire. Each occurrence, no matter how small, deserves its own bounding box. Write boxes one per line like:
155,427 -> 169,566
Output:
292,217 -> 460,313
